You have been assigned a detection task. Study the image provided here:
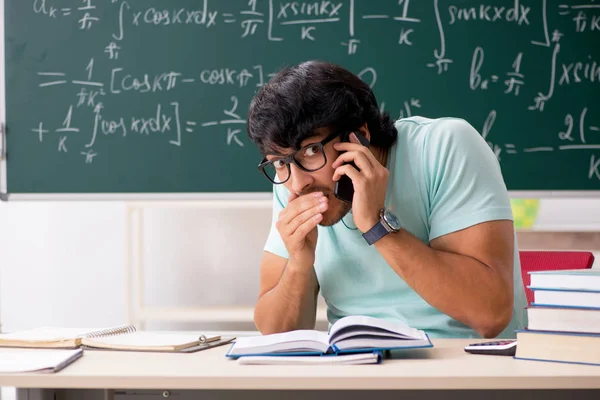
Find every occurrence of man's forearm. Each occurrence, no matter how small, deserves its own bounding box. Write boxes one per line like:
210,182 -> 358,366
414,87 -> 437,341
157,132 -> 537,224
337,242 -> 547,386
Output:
254,261 -> 318,334
375,230 -> 513,338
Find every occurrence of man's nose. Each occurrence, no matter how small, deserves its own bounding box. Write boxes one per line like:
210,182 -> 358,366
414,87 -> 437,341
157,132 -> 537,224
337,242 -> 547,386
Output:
289,163 -> 312,194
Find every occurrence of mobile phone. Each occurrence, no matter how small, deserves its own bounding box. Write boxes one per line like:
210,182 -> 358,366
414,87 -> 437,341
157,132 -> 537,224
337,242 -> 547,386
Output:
334,131 -> 370,203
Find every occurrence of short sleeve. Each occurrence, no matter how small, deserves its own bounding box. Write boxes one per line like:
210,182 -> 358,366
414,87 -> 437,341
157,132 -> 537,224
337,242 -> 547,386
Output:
263,184 -> 291,259
424,118 -> 514,241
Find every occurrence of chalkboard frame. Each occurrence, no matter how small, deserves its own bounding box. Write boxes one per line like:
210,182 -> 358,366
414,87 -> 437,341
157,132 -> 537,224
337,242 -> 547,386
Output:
1,0 -> 6,201
1,0 -> 599,201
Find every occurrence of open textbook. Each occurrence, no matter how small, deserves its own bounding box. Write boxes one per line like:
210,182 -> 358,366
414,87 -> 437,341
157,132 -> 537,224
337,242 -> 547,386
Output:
0,325 -> 221,352
227,315 -> 432,358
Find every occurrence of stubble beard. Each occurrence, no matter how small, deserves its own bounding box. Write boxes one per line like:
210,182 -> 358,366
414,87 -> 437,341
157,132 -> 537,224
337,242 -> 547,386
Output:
300,186 -> 352,227
319,197 -> 352,227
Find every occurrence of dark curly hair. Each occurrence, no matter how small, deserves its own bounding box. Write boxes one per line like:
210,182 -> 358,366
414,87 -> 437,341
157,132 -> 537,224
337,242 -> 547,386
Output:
247,61 -> 398,155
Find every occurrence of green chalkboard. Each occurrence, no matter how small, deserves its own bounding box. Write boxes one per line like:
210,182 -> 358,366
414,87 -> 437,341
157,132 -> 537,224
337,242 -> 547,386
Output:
2,0 -> 599,198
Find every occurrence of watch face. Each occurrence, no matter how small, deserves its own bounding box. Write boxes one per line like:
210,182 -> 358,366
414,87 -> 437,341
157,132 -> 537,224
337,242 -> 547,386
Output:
383,209 -> 401,231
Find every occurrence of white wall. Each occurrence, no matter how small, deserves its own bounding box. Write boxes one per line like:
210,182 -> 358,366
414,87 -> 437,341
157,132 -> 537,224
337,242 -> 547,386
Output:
534,199 -> 600,231
0,201 -> 273,332
0,202 -> 127,330
1,198 -> 599,333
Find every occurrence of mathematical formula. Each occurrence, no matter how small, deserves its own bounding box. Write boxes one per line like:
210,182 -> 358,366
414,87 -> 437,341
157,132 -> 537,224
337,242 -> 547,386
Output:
21,0 -> 600,183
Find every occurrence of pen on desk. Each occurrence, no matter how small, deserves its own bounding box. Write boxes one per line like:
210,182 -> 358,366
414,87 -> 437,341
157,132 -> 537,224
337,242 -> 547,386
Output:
199,335 -> 221,344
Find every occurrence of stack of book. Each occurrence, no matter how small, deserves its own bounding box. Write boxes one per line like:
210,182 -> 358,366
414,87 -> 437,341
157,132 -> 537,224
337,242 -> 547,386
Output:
515,268 -> 600,366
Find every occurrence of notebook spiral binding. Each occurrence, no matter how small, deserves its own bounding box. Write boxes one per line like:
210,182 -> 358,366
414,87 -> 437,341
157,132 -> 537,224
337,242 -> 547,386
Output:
84,324 -> 137,339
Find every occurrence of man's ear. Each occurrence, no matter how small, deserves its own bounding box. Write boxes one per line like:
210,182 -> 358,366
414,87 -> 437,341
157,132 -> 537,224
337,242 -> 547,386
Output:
356,123 -> 371,142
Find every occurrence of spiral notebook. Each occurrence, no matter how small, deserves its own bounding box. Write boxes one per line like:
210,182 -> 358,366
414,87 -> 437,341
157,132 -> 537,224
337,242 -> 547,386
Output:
0,325 -> 221,352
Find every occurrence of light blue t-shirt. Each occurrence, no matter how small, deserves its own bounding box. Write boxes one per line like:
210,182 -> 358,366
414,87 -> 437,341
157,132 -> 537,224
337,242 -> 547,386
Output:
264,116 -> 528,338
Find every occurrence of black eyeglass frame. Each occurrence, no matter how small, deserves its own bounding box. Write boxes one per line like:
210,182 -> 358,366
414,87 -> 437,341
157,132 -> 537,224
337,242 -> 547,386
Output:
257,130 -> 347,185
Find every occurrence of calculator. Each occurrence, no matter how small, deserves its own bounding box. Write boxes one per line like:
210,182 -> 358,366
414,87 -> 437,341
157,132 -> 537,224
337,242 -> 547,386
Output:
463,340 -> 517,356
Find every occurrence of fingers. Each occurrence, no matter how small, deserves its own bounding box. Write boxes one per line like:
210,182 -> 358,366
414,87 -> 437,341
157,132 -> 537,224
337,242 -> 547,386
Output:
333,141 -> 370,154
332,163 -> 362,184
277,192 -> 328,236
279,191 -> 320,221
333,132 -> 374,155
285,199 -> 327,236
332,134 -> 377,171
279,191 -> 324,218
331,151 -> 373,173
290,212 -> 323,242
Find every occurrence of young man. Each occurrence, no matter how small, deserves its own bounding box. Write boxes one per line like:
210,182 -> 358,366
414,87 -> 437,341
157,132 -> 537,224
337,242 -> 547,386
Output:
247,61 -> 527,339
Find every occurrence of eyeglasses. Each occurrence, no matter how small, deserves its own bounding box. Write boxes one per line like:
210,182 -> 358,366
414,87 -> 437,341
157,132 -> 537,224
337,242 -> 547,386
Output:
258,130 -> 345,184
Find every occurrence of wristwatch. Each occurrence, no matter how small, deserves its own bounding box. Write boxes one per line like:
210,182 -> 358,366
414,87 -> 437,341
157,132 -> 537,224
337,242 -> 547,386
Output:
362,208 -> 402,245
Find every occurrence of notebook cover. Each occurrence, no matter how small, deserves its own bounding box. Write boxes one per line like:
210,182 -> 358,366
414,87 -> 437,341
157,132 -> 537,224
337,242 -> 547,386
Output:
178,337 -> 236,353
51,349 -> 84,372
225,346 -> 325,358
84,337 -> 235,353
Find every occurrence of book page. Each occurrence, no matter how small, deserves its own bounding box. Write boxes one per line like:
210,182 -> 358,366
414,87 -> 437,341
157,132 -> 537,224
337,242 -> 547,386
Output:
233,330 -> 329,349
329,316 -> 426,343
331,327 -> 407,343
229,330 -> 330,355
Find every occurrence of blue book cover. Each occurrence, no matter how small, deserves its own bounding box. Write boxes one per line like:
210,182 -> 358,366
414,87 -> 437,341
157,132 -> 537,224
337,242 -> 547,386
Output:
236,350 -> 386,365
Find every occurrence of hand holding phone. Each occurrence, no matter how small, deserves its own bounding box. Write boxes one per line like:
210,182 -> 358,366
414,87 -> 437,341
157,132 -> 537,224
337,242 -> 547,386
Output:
334,131 -> 370,203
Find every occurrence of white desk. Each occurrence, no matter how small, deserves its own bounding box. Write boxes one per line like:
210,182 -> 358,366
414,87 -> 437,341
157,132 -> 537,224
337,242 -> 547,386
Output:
3,339 -> 600,400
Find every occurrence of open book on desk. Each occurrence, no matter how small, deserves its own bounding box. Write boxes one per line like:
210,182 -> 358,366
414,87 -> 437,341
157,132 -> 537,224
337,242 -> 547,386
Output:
0,325 -> 223,352
226,315 -> 432,358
